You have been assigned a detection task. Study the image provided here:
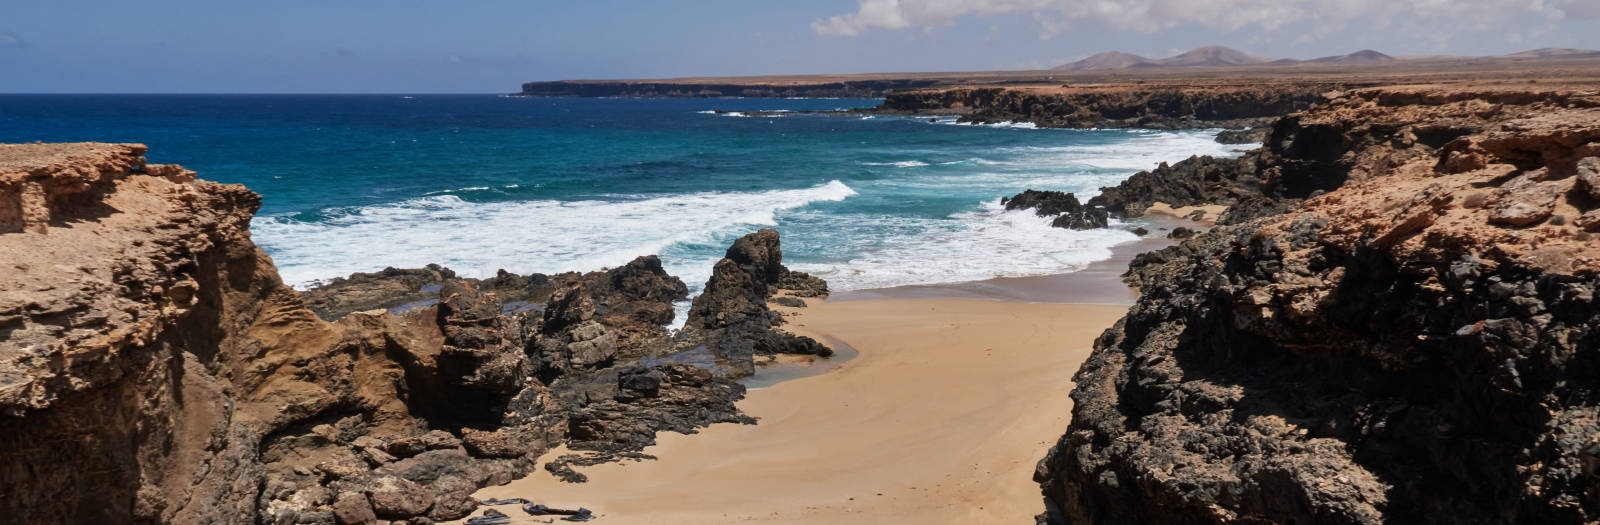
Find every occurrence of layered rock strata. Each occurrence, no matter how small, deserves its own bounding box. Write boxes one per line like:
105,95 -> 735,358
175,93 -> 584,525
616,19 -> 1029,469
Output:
1036,88 -> 1600,524
0,143 -> 829,524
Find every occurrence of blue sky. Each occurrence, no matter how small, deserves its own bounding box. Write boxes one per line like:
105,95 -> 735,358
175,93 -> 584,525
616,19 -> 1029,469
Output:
1,0 -> 1594,93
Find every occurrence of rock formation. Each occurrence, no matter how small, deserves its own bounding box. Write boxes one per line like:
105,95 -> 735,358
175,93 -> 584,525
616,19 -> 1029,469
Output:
875,85 -> 1332,130
1001,189 -> 1110,230
676,229 -> 832,377
0,143 -> 830,524
1085,154 -> 1269,224
1036,87 -> 1600,524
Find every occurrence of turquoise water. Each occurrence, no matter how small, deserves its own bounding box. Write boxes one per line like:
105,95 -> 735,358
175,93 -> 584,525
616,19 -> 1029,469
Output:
0,95 -> 1237,300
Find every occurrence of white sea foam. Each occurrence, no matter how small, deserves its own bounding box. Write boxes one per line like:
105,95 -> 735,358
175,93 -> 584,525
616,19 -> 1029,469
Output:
700,110 -> 795,118
935,119 -> 1040,129
785,129 -> 1239,290
861,160 -> 930,168
994,130 -> 1241,172
257,127 -> 1241,319
422,186 -> 492,196
788,200 -> 1138,291
257,180 -> 858,289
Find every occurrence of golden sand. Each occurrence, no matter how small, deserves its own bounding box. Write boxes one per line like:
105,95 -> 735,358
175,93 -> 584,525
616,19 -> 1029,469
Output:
457,297 -> 1127,524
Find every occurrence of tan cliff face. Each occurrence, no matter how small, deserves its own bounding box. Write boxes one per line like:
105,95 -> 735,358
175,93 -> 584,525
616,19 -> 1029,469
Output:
0,142 -> 339,522
0,144 -> 829,524
1264,87 -> 1600,275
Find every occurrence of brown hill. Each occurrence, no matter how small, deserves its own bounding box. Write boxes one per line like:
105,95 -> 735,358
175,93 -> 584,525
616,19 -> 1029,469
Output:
1054,51 -> 1152,71
1308,49 -> 1395,63
1147,45 -> 1272,67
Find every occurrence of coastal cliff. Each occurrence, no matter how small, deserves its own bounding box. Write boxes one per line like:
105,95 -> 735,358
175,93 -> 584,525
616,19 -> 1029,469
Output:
0,143 -> 828,524
518,79 -> 939,98
875,85 -> 1334,129
1036,87 -> 1600,523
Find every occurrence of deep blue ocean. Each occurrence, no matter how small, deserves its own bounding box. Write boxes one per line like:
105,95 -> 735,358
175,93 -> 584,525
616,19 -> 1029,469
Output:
0,94 -> 1237,311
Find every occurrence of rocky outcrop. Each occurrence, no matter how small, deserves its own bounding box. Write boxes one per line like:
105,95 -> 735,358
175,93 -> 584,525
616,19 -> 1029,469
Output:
678,229 -> 832,376
1086,154 -> 1267,223
876,85 -> 1333,129
1216,127 -> 1270,144
1,143 -> 308,524
1001,189 -> 1109,230
1037,88 -> 1600,524
0,144 -> 830,524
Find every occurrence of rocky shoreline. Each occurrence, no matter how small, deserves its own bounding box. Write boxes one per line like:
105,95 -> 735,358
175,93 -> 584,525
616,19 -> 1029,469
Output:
871,84 -> 1336,130
1032,86 -> 1600,523
0,144 -> 832,525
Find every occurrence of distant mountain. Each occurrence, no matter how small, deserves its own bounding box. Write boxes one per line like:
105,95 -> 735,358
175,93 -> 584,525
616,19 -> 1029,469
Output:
1054,51 -> 1152,71
1308,49 -> 1395,63
1502,48 -> 1600,58
1150,46 -> 1272,67
1054,46 -> 1271,70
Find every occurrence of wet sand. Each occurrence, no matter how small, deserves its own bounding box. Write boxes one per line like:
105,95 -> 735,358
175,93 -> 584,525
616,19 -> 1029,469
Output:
460,298 -> 1128,524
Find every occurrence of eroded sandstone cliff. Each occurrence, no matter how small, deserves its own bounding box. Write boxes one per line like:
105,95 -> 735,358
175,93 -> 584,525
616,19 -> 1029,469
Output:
0,144 -> 829,524
1036,87 -> 1600,524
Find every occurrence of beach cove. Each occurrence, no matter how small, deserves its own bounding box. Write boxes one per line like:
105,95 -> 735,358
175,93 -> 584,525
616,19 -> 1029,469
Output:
461,295 -> 1128,524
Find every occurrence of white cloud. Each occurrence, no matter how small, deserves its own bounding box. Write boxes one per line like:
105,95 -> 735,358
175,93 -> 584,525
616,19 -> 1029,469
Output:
0,32 -> 26,49
812,0 -> 1593,39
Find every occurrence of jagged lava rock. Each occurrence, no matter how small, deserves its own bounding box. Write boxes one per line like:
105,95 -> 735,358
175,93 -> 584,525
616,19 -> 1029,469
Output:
1001,189 -> 1110,230
1037,87 -> 1600,525
680,229 -> 833,376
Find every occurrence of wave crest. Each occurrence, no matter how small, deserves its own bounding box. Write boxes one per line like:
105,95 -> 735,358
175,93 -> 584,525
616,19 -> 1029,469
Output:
257,180 -> 857,288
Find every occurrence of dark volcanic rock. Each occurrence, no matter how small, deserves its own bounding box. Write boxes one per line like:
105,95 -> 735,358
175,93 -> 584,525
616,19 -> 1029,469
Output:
1215,127 -> 1269,144
1002,189 -> 1110,230
566,364 -> 753,453
876,86 -> 1330,130
680,229 -> 834,376
1037,88 -> 1600,525
1003,189 -> 1088,216
777,269 -> 829,298
1086,154 -> 1266,221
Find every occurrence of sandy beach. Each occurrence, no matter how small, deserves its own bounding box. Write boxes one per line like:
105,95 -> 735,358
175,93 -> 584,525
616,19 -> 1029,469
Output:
456,297 -> 1127,524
